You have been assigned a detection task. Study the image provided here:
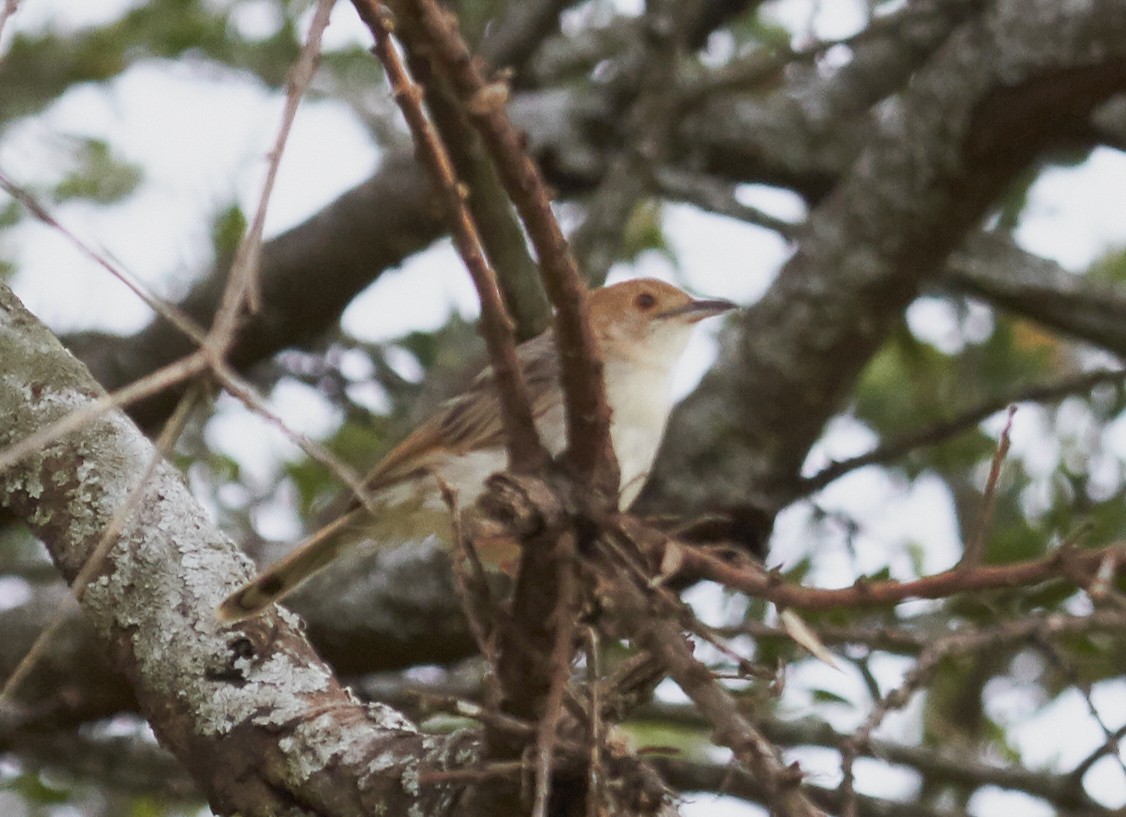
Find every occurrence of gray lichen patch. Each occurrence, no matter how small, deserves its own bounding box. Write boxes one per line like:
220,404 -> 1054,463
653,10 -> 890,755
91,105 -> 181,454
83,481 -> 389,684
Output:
280,708 -> 422,784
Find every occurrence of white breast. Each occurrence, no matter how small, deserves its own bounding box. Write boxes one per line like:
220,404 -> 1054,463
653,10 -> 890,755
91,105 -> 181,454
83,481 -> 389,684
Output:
604,357 -> 673,508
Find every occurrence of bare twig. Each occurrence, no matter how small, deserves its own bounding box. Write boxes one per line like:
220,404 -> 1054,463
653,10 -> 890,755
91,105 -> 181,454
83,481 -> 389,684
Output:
531,545 -> 578,817
437,475 -> 501,671
584,626 -> 605,817
800,368 -> 1126,496
960,404 -> 1016,569
208,0 -> 335,343
0,351 -> 210,476
682,540 -> 1126,611
385,12 -> 548,339
352,0 -> 547,475
653,166 -> 802,239
0,0 -> 18,45
0,171 -> 211,349
606,566 -> 825,817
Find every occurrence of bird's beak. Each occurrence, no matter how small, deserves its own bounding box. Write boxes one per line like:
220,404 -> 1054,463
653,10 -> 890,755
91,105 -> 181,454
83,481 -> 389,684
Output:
659,297 -> 738,323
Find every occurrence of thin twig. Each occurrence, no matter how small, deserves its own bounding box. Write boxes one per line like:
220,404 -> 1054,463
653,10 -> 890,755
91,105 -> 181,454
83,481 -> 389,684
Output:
0,171 -> 210,349
960,404 -> 1015,569
605,564 -> 824,817
653,166 -> 802,239
0,172 -> 391,520
800,368 -> 1126,496
208,0 -> 335,344
682,539 -> 1126,611
0,351 -> 210,476
584,626 -> 604,817
436,474 -> 501,671
529,541 -> 579,817
387,13 -> 548,339
0,0 -> 19,45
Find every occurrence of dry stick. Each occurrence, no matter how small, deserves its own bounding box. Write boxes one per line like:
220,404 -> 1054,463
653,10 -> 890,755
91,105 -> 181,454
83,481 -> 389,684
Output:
530,549 -> 579,817
800,369 -> 1126,496
610,572 -> 825,817
584,627 -> 604,817
839,642 -> 946,817
2,173 -> 395,521
388,18 -> 548,339
208,0 -> 334,344
1033,633 -> 1126,782
342,21 -> 576,810
960,404 -> 1015,569
685,540 -> 1126,611
208,360 -> 384,518
352,0 -> 546,475
1071,720 -> 1126,789
406,0 -> 612,490
436,475 -> 501,671
653,166 -> 802,239
1,388 -> 200,702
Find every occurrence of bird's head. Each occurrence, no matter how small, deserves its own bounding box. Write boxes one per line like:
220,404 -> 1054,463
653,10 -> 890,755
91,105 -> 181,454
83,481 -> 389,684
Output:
588,278 -> 737,369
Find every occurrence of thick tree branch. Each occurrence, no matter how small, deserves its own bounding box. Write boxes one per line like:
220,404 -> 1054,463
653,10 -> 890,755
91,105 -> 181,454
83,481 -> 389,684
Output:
644,0 -> 1126,518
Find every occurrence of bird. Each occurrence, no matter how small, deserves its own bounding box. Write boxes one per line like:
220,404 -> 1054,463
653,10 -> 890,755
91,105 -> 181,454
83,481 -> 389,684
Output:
217,278 -> 736,622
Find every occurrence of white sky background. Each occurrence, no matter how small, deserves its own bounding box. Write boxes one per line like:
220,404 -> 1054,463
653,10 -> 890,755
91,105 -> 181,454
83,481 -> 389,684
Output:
3,0 -> 1126,815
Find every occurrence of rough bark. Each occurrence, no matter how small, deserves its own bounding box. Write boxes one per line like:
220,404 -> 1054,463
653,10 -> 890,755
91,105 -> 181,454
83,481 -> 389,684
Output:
643,0 -> 1126,516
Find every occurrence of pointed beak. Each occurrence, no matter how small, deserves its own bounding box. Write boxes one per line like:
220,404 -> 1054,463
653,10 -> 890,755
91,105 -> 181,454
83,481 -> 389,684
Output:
659,297 -> 739,323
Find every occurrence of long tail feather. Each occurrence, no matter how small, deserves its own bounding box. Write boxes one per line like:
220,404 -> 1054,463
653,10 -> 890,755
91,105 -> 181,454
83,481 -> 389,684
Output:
217,507 -> 370,622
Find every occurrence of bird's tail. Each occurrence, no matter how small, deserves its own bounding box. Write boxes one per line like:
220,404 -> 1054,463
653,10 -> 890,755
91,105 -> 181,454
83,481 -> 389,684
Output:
217,506 -> 371,622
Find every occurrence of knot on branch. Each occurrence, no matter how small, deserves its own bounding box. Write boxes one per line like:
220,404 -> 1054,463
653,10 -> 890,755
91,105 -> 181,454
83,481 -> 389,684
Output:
478,472 -> 566,539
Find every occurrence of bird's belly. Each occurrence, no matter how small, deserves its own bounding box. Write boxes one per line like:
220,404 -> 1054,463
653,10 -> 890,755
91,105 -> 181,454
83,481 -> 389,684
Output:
611,414 -> 665,508
606,366 -> 670,508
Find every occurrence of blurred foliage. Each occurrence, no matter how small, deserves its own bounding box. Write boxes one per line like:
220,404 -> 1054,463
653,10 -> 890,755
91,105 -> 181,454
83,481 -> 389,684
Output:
209,203 -> 247,258
1087,242 -> 1126,285
0,0 -> 303,122
620,200 -> 675,266
2,772 -> 72,806
53,137 -> 144,204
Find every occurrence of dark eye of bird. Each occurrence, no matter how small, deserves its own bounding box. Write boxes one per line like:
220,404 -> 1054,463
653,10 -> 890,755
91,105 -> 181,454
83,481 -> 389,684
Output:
635,292 -> 657,310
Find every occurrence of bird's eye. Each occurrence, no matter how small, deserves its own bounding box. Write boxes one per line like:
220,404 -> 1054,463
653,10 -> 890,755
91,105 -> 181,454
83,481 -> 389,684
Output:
634,292 -> 657,311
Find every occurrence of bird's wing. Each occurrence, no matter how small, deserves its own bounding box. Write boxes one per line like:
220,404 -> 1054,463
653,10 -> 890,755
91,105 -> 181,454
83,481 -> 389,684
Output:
360,331 -> 562,491
216,335 -> 563,622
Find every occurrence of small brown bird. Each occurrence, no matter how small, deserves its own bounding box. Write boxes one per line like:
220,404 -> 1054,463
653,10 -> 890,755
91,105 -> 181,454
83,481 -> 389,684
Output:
218,278 -> 735,621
